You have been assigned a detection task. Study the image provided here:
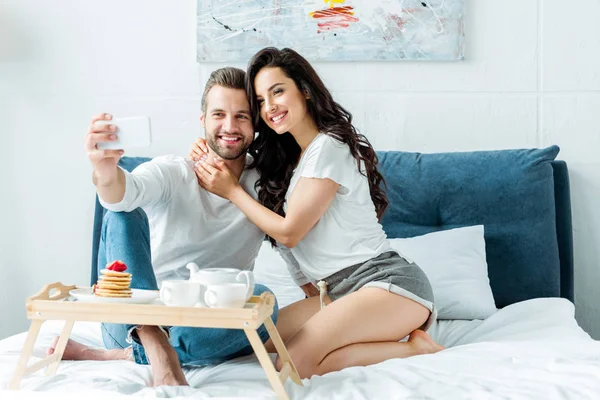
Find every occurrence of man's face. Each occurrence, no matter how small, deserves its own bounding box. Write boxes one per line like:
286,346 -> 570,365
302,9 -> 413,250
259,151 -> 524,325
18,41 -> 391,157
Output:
200,86 -> 254,160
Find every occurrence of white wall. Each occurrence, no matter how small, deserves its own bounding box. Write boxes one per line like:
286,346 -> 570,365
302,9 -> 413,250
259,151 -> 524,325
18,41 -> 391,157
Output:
1,0 -> 599,340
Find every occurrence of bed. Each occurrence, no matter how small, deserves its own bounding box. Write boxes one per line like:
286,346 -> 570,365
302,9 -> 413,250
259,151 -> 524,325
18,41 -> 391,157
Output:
2,146 -> 600,399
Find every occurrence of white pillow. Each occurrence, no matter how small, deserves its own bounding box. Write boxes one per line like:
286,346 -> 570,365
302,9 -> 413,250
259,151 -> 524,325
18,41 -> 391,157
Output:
253,241 -> 305,309
389,225 -> 497,320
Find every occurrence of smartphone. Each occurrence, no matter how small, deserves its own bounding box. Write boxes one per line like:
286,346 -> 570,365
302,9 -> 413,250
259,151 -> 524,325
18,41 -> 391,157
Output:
95,116 -> 152,150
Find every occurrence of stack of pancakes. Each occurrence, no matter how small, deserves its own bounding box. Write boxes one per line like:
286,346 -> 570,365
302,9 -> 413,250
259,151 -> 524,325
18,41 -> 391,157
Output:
94,268 -> 132,298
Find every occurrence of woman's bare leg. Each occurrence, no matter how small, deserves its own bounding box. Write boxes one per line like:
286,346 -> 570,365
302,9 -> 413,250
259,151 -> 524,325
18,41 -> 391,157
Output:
278,287 -> 443,378
316,330 -> 443,373
264,295 -> 331,353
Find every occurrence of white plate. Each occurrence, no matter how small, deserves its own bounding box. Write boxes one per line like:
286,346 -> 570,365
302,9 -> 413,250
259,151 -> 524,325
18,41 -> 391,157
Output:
70,288 -> 159,304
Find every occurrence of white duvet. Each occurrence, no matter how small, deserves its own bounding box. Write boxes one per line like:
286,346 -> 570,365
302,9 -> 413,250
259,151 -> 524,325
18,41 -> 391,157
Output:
1,298 -> 600,399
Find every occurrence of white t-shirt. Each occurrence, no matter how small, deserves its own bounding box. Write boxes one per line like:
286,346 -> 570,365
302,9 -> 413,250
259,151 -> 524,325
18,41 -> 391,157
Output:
99,155 -> 264,284
283,133 -> 392,281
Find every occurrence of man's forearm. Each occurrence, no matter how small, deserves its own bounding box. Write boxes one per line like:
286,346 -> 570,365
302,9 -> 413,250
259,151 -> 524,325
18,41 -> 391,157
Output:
93,167 -> 126,204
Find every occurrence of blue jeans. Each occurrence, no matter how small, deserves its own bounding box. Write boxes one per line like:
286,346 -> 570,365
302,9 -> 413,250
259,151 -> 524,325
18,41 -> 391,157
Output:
98,209 -> 279,366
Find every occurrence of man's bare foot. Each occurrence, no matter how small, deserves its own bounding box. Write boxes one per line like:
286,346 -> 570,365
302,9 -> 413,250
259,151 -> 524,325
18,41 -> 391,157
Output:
136,326 -> 188,387
46,337 -> 132,361
408,330 -> 445,355
152,368 -> 188,387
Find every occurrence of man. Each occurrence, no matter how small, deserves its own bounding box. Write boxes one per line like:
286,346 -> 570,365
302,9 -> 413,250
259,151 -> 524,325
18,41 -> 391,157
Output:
48,67 -> 277,387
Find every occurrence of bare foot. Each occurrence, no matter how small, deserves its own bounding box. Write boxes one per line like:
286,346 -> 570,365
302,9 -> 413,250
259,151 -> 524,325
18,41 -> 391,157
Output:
46,337 -> 131,361
136,326 -> 188,387
148,340 -> 188,387
407,330 -> 445,355
152,368 -> 188,387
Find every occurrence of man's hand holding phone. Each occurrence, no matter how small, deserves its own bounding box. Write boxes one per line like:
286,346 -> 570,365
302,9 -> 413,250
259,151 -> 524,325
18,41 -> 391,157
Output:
85,113 -> 152,183
85,113 -> 123,183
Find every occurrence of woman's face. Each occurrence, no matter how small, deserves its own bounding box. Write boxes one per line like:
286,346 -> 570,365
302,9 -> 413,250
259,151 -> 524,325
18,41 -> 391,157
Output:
254,67 -> 311,135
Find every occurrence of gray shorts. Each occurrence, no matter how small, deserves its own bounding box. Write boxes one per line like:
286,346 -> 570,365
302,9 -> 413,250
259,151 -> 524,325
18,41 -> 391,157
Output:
324,251 -> 437,331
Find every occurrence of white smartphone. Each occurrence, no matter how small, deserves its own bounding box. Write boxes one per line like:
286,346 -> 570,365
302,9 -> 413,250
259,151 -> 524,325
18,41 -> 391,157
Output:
95,116 -> 152,150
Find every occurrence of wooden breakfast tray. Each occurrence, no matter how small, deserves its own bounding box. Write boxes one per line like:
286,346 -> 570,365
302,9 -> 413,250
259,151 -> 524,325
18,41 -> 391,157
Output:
9,282 -> 302,399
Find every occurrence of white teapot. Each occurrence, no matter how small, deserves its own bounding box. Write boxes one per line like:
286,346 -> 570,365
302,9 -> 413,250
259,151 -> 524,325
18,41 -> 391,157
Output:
185,263 -> 254,306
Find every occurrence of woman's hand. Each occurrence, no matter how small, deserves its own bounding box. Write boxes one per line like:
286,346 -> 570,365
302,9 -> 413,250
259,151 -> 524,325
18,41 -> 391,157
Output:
194,159 -> 241,200
189,137 -> 209,161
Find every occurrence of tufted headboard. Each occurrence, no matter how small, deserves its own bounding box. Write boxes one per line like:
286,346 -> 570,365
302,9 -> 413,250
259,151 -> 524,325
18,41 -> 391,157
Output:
377,146 -> 573,308
91,147 -> 573,309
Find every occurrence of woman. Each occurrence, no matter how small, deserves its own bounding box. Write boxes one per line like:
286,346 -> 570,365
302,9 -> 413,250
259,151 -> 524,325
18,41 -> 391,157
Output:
192,47 -> 443,378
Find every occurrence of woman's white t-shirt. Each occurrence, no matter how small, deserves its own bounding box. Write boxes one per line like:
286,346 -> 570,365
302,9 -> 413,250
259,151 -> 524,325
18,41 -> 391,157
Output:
283,133 -> 392,281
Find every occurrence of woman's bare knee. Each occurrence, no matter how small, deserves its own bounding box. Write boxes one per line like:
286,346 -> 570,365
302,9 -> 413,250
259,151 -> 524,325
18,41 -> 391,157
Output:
284,343 -> 322,379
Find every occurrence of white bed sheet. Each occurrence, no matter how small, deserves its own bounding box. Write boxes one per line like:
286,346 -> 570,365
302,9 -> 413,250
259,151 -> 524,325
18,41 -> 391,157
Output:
1,298 -> 600,399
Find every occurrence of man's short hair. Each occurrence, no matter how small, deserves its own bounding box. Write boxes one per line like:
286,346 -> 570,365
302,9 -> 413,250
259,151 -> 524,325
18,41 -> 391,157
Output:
201,67 -> 246,114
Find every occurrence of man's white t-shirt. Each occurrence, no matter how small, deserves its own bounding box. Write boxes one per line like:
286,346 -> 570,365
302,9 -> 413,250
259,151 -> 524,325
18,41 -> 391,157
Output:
283,133 -> 393,281
99,155 -> 264,284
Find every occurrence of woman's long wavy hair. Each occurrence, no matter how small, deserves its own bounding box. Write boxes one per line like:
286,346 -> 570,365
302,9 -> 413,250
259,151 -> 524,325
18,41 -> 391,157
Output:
246,47 -> 388,244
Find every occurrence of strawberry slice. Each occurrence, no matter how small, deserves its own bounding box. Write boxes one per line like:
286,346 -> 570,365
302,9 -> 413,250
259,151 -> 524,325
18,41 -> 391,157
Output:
106,260 -> 128,272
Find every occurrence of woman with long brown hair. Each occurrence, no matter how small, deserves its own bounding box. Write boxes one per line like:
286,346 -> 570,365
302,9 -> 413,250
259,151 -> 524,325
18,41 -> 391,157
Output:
193,47 -> 443,379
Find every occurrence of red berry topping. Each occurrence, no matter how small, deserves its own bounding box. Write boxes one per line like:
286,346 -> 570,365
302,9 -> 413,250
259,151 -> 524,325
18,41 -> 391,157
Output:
107,260 -> 127,272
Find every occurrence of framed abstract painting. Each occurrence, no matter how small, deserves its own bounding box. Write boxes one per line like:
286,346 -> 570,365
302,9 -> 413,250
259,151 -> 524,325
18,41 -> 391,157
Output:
196,0 -> 465,62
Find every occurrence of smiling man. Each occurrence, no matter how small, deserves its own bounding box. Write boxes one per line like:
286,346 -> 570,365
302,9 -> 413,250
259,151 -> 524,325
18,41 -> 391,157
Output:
47,67 -> 278,387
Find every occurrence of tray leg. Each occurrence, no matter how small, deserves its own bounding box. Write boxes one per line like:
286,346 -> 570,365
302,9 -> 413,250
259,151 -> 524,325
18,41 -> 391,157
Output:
263,317 -> 302,385
244,328 -> 291,400
45,320 -> 74,376
9,320 -> 44,390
